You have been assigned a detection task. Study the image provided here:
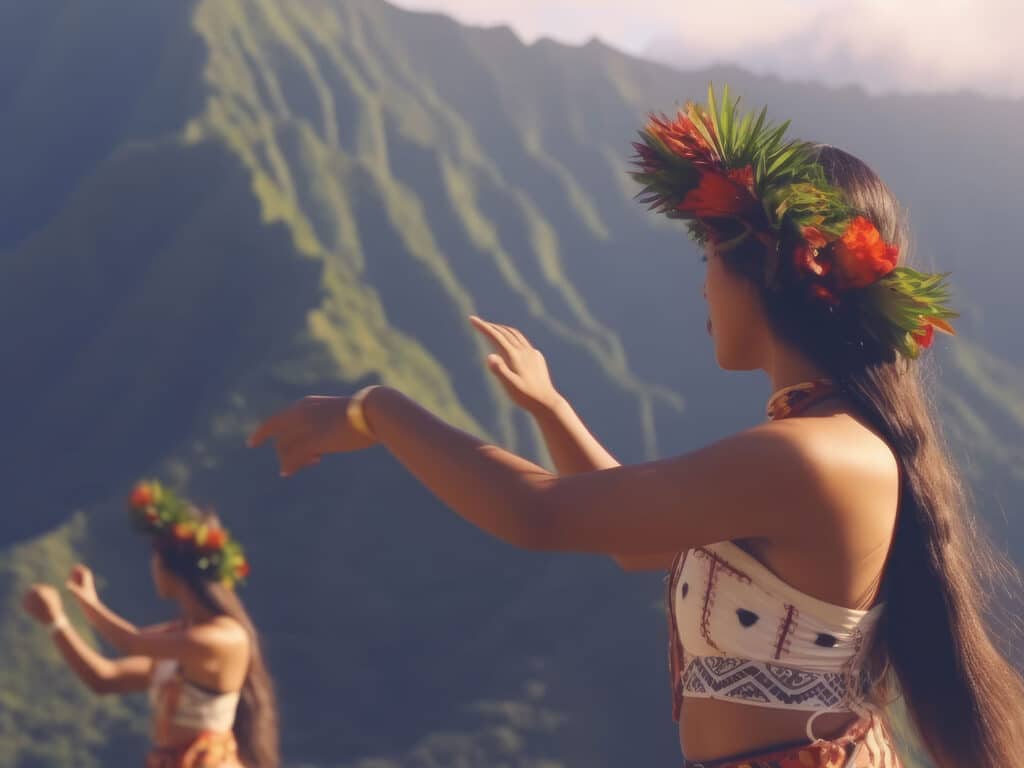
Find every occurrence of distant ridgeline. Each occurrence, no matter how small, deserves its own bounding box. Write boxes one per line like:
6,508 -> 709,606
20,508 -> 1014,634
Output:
1,1 -> 1022,766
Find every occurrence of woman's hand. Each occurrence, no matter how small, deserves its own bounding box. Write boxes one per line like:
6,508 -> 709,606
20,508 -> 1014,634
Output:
248,395 -> 378,476
66,564 -> 100,608
469,316 -> 563,415
22,584 -> 65,625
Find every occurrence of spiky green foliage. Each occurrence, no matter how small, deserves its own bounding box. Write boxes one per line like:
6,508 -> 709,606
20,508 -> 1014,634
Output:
702,84 -> 821,193
867,269 -> 958,359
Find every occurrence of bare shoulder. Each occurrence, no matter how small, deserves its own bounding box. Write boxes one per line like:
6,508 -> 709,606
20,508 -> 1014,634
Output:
674,420 -> 860,542
189,615 -> 250,652
764,411 -> 900,542
756,410 -> 897,471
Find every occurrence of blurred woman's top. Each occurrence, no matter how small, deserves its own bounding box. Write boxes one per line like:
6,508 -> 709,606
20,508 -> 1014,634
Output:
149,659 -> 242,736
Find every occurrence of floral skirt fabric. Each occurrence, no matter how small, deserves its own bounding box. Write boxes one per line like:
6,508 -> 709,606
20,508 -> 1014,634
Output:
144,731 -> 243,768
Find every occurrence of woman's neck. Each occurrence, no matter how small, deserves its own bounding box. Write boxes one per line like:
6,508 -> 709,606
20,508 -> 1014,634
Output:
765,337 -> 831,393
175,588 -> 217,624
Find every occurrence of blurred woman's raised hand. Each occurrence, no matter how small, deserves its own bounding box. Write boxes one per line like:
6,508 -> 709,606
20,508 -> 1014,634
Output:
22,584 -> 64,625
66,564 -> 99,607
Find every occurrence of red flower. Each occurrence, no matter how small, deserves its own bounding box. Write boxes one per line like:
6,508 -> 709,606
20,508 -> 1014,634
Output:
235,561 -> 251,580
912,323 -> 935,349
144,508 -> 159,524
203,528 -> 227,550
833,217 -> 898,290
679,170 -> 760,219
129,483 -> 155,509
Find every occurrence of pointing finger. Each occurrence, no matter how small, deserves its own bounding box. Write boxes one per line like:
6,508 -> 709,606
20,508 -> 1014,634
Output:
247,407 -> 295,448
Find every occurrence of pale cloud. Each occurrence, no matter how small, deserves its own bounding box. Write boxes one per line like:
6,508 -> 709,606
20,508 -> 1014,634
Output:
391,0 -> 1023,98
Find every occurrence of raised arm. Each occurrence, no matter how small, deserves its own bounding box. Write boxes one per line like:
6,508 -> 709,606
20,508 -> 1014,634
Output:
22,585 -> 153,694
65,565 -> 241,665
469,316 -> 620,474
469,316 -> 674,570
249,385 -> 830,559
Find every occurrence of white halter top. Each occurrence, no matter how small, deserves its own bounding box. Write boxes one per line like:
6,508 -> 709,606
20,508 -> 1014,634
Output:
668,541 -> 884,739
149,659 -> 241,733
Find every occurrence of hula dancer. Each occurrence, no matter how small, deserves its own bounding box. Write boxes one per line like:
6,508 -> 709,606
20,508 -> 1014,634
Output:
249,87 -> 1024,767
23,481 -> 277,768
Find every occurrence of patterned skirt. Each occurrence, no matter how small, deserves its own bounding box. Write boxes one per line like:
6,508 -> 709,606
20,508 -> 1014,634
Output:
145,731 -> 243,768
682,715 -> 902,768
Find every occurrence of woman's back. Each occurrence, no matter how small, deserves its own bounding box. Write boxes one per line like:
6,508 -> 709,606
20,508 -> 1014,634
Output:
678,400 -> 899,759
148,615 -> 250,749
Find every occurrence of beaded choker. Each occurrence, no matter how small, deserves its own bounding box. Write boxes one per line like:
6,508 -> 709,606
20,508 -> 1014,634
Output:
766,378 -> 838,420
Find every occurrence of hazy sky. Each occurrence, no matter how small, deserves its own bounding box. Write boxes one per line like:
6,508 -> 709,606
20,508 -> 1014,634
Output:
392,0 -> 1020,98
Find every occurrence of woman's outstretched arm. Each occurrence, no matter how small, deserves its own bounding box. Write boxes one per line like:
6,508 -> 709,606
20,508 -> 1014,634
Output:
22,585 -> 153,694
65,565 -> 244,664
249,385 -> 830,557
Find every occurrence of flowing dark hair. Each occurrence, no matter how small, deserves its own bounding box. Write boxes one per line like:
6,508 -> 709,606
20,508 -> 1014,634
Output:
721,145 -> 1024,766
157,516 -> 279,768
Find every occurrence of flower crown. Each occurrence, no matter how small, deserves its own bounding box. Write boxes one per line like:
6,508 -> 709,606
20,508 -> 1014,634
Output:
128,480 -> 250,588
630,84 -> 957,359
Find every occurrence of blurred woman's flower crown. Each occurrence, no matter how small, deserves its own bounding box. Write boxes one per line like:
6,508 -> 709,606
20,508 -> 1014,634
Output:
128,480 -> 250,588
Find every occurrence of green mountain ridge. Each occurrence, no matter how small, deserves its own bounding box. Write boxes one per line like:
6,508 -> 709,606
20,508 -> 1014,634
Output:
1,1 -> 1021,765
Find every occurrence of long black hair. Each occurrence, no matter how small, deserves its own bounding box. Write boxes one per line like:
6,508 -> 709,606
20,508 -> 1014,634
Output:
721,145 -> 1024,766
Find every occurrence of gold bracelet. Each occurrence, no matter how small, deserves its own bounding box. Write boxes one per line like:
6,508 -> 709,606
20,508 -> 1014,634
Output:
346,385 -> 380,439
48,615 -> 70,637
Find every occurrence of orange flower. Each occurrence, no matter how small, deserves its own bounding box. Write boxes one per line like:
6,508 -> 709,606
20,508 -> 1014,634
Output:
679,170 -> 760,219
235,561 -> 251,580
129,483 -> 155,509
172,523 -> 196,542
832,217 -> 898,290
912,323 -> 935,349
203,528 -> 228,550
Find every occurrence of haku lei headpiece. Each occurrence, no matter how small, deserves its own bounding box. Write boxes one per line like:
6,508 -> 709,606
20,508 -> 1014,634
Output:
128,480 -> 250,588
630,84 -> 957,359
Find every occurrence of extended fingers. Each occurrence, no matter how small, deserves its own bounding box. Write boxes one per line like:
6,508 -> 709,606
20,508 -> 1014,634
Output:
469,316 -> 515,353
275,437 -> 321,477
247,407 -> 296,448
499,324 -> 531,348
